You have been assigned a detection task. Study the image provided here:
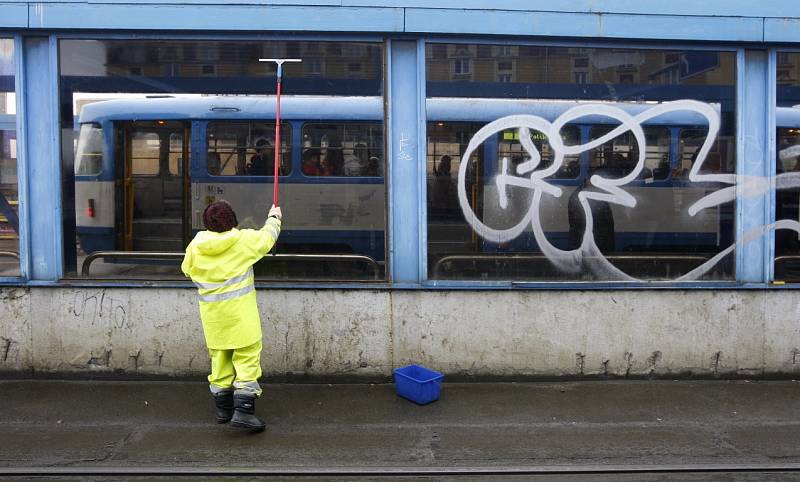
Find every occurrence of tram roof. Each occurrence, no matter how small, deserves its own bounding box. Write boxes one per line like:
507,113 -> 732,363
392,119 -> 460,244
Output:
78,95 -> 800,127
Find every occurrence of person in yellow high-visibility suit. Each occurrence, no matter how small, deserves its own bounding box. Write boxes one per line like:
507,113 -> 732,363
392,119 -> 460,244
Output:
181,200 -> 282,432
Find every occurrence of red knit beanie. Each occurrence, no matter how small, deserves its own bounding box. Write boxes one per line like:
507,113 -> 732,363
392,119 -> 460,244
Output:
202,200 -> 238,233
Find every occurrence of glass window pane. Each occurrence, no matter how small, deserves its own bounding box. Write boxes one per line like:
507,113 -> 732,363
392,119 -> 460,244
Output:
426,44 -> 736,282
131,131 -> 161,175
60,40 -> 385,281
0,39 -> 19,277
75,123 -> 103,175
774,52 -> 800,282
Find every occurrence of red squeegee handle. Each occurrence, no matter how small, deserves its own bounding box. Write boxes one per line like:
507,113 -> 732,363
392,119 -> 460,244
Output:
273,76 -> 282,206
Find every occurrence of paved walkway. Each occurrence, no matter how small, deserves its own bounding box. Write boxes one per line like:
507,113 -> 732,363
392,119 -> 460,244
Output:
2,379 -> 800,475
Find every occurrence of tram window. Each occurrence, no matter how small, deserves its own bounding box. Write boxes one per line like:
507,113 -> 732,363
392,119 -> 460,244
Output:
168,132 -> 185,176
777,128 -> 800,174
589,126 -> 670,180
206,122 -> 291,176
75,123 -> 103,175
497,125 -> 580,179
678,129 -> 733,179
301,123 -> 384,177
426,43 -> 736,282
130,132 -> 161,176
426,122 -> 485,221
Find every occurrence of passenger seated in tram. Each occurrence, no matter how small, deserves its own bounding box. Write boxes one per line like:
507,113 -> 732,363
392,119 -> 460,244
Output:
207,152 -> 221,176
247,139 -> 273,176
343,143 -> 368,176
652,156 -> 671,180
365,156 -> 381,177
568,168 -> 616,253
322,142 -> 344,176
301,148 -> 323,176
432,154 -> 452,199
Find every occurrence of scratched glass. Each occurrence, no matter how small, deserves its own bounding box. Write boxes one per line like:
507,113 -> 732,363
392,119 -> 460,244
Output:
774,52 -> 800,282
0,39 -> 19,277
426,44 -> 736,282
59,39 -> 385,281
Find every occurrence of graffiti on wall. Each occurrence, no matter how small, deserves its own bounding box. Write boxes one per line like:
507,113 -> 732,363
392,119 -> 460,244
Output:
456,100 -> 800,281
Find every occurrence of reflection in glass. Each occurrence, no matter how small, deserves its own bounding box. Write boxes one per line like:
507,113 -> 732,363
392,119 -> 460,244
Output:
0,39 -> 19,276
426,44 -> 736,282
61,40 -> 385,281
775,52 -> 800,281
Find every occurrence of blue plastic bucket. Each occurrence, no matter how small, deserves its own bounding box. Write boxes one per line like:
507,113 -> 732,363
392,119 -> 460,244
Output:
393,364 -> 444,405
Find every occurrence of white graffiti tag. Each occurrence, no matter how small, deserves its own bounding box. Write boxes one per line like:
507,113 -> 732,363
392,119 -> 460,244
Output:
457,100 -> 800,281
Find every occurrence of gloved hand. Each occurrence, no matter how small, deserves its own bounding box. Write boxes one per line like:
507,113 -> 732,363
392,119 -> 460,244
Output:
268,205 -> 282,220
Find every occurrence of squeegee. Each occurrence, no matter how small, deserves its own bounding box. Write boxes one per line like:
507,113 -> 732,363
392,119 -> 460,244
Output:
258,58 -> 301,206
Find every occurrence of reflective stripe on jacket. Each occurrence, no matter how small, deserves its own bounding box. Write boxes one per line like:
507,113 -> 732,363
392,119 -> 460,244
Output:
181,217 -> 281,349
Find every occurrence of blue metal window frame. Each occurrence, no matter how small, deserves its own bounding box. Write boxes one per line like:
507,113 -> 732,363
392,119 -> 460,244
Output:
1,29 -> 796,290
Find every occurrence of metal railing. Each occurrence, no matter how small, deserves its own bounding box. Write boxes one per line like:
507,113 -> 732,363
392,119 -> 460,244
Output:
432,253 -> 712,278
81,251 -> 381,280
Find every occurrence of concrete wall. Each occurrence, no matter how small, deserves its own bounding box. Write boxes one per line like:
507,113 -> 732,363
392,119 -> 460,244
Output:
2,286 -> 800,379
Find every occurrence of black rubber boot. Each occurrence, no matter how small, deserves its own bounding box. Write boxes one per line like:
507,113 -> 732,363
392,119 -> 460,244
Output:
213,391 -> 234,424
230,394 -> 266,432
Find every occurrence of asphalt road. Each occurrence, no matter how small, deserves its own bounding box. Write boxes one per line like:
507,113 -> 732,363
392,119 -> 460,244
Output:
2,379 -> 800,479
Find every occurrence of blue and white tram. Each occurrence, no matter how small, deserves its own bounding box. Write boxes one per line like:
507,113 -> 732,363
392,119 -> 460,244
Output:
74,96 -> 387,266
72,95 -> 800,279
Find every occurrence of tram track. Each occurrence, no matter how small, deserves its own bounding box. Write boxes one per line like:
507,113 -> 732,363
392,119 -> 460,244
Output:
4,463 -> 800,478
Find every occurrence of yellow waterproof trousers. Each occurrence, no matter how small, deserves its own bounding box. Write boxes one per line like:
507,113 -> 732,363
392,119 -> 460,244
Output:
207,340 -> 263,397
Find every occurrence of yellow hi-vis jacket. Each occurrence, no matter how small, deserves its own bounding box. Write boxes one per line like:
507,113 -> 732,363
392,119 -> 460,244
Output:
181,217 -> 281,350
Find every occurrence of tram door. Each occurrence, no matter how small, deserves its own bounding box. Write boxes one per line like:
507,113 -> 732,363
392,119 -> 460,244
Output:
120,121 -> 190,252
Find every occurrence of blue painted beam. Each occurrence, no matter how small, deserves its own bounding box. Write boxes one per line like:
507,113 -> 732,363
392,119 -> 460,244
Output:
0,3 -> 27,28
735,49 -> 772,283
388,40 -> 423,284
2,0 -> 799,19
19,36 -> 61,280
345,0 -> 800,18
765,18 -> 800,43
27,4 -> 403,31
404,9 -> 765,42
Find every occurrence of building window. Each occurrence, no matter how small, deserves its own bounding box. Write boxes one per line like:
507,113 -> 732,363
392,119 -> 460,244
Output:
495,60 -> 514,83
453,58 -> 472,76
304,58 -> 323,76
497,45 -> 514,57
574,71 -> 588,84
431,44 -> 447,59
